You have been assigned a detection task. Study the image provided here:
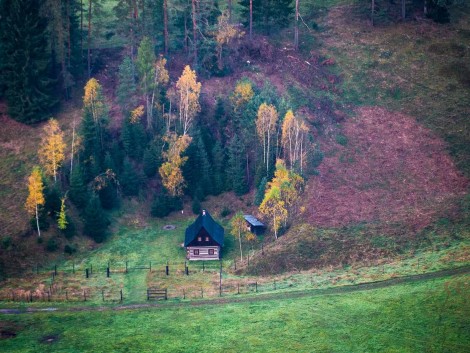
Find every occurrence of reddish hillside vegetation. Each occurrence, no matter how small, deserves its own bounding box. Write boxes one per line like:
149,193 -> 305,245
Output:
306,107 -> 468,230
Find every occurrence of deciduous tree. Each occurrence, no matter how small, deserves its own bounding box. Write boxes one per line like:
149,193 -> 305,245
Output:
39,119 -> 66,183
256,103 -> 278,175
281,110 -> 309,173
25,167 -> 45,237
215,11 -> 243,70
176,65 -> 201,135
230,211 -> 248,261
159,133 -> 192,196
57,197 -> 68,230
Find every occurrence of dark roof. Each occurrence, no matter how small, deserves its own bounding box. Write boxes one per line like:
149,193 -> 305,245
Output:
244,215 -> 265,227
184,210 -> 224,247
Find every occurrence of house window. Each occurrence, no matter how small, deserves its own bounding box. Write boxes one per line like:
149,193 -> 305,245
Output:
208,249 -> 215,255
205,237 -> 209,242
194,249 -> 199,255
197,237 -> 202,242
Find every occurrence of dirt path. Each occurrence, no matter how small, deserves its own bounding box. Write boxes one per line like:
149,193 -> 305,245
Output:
1,266 -> 468,315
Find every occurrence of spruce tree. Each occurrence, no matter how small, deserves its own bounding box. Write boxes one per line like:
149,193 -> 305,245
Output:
227,134 -> 248,195
254,176 -> 267,206
143,143 -> 161,178
69,164 -> 88,209
211,141 -> 226,195
99,153 -> 119,209
116,56 -> 137,113
120,157 -> 140,196
83,195 -> 108,243
0,0 -> 58,123
239,0 -> 294,34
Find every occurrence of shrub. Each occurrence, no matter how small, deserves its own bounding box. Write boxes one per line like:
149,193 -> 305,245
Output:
1,237 -> 12,250
335,134 -> 348,146
46,237 -> 59,252
64,244 -> 77,255
219,207 -> 232,218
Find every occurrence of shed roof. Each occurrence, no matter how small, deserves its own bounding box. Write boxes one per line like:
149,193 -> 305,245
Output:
184,210 -> 224,247
243,215 -> 265,227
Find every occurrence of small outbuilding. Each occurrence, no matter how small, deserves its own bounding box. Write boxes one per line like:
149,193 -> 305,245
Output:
243,215 -> 266,235
184,210 -> 224,260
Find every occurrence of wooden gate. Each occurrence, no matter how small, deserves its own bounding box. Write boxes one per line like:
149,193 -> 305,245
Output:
147,288 -> 167,300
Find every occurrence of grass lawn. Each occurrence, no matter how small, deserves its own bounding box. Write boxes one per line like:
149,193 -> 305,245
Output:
1,273 -> 469,352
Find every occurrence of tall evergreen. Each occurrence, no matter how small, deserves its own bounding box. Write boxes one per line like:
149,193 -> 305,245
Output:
211,141 -> 226,195
143,143 -> 161,178
69,164 -> 88,209
99,152 -> 119,209
116,56 -> 137,112
227,134 -> 248,196
120,157 -> 140,196
240,0 -> 294,34
83,195 -> 109,243
0,0 -> 58,123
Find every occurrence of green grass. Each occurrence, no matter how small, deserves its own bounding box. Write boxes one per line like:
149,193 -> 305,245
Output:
1,274 -> 469,352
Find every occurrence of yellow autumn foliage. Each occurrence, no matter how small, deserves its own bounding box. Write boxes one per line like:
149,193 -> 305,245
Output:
38,118 -> 66,182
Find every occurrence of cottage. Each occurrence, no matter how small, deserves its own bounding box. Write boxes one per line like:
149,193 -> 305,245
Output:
184,210 -> 224,260
243,215 -> 266,235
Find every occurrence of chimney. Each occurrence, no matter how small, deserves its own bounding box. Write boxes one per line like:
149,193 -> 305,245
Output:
202,209 -> 206,216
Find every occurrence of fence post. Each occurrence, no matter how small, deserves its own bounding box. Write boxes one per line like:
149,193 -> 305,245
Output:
185,265 -> 189,276
164,289 -> 167,300
72,262 -> 75,274
183,289 -> 185,299
166,264 -> 169,276
237,283 -> 240,294
107,267 -> 110,278
125,261 -> 128,273
149,261 -> 152,272
120,289 -> 123,302
30,292 -> 33,302
247,253 -> 250,266
85,268 -> 89,278
102,290 -> 105,302
202,261 -> 205,272
234,260 -> 236,271
274,280 -> 276,290
54,265 -> 57,276
65,291 -> 68,301
255,282 -> 258,293
47,291 -> 50,302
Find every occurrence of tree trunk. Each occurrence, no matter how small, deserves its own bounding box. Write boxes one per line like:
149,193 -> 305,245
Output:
163,0 -> 169,55
249,0 -> 253,40
87,0 -> 92,78
71,120 -> 75,174
402,0 -> 406,20
192,0 -> 198,67
294,0 -> 299,50
35,203 -> 41,237
238,231 -> 243,261
371,0 -> 375,26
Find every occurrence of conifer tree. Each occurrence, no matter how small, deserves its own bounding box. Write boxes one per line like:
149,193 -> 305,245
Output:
227,134 -> 248,195
83,195 -> 108,243
121,157 -> 140,196
143,143 -> 161,178
0,0 -> 58,123
69,164 -> 88,208
57,197 -> 68,230
116,56 -> 137,112
99,153 -> 119,209
211,141 -> 226,195
254,176 -> 267,206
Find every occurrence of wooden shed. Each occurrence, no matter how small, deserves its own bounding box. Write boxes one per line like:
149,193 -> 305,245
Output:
243,215 -> 266,235
184,210 -> 224,261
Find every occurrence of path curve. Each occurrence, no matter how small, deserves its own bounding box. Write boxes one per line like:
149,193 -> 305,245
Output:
1,266 -> 468,315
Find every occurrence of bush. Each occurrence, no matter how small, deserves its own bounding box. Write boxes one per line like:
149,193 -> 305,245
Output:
1,237 -> 12,250
335,134 -> 348,146
64,244 -> 77,255
151,193 -> 183,218
192,198 -> 202,215
60,217 -> 76,239
46,237 -> 59,252
219,207 -> 232,218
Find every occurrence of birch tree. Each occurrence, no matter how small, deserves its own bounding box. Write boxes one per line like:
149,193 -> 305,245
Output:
281,110 -> 309,173
256,103 -> 278,175
25,167 -> 45,237
159,133 -> 192,196
38,118 -> 66,183
176,65 -> 201,135
230,211 -> 247,261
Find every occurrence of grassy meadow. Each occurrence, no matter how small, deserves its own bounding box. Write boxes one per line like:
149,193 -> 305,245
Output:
1,273 -> 469,352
